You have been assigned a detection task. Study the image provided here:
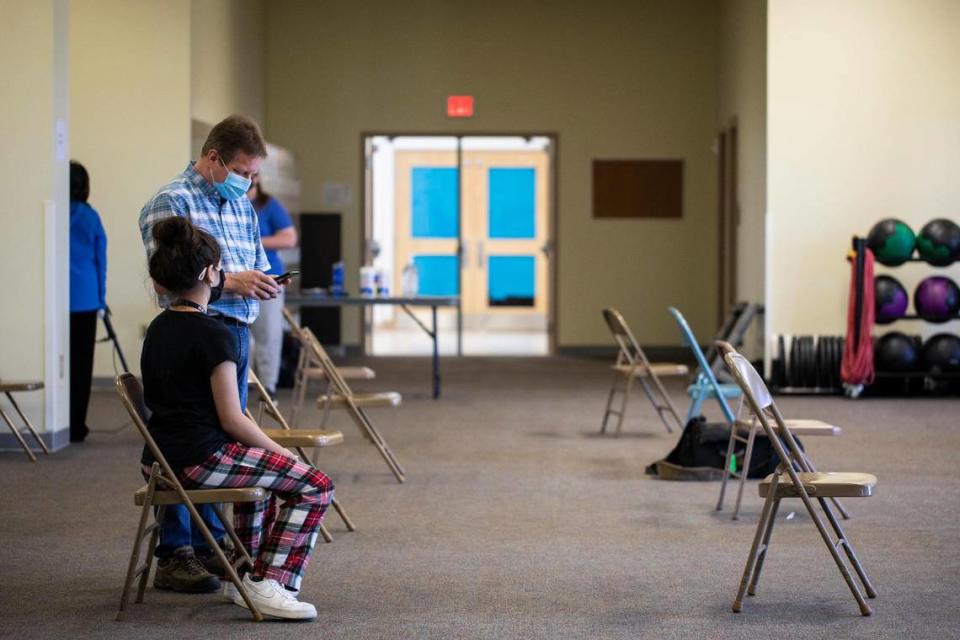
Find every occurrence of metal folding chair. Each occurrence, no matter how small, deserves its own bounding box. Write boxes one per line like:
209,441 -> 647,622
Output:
721,353 -> 878,616
0,380 -> 50,462
599,308 -> 688,435
114,374 -> 265,622
712,340 -> 847,520
297,328 -> 405,483
245,369 -> 356,543
667,307 -> 743,423
702,302 -> 763,383
282,307 -> 375,427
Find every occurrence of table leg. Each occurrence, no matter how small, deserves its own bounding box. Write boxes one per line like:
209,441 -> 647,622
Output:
432,305 -> 440,399
398,303 -> 442,399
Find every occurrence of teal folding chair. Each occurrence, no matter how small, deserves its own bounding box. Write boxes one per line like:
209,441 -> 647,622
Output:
667,307 -> 740,424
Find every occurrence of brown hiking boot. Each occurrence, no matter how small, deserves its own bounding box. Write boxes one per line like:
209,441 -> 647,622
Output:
198,544 -> 241,578
153,546 -> 221,593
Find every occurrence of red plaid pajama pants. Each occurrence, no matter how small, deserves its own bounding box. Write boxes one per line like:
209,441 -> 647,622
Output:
158,442 -> 334,590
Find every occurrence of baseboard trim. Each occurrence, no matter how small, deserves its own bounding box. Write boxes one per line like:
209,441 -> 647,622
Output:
557,345 -> 694,364
0,427 -> 70,455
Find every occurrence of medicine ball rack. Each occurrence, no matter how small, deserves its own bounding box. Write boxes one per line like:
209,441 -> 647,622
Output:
849,235 -> 960,395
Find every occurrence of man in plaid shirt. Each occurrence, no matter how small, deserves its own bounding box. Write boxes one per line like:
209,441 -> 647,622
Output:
138,114 -> 289,593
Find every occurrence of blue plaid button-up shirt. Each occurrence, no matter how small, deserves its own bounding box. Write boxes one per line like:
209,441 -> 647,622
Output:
139,162 -> 270,324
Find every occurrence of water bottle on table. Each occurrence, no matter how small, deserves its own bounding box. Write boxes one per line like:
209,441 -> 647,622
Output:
331,261 -> 345,296
402,262 -> 419,298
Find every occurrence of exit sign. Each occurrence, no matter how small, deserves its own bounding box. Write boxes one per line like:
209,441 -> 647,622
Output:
447,95 -> 474,118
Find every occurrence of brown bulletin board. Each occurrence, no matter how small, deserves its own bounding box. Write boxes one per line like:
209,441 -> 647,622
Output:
592,159 -> 683,219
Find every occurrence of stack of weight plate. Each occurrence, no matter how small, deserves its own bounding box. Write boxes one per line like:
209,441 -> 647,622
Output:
771,335 -> 844,393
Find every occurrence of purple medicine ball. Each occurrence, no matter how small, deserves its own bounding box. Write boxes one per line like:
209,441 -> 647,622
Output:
914,276 -> 960,322
874,275 -> 909,323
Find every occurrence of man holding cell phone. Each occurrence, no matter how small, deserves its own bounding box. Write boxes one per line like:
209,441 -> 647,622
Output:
138,114 -> 292,594
248,175 -> 298,398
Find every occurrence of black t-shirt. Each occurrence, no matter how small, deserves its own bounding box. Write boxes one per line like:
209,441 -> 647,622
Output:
140,310 -> 238,468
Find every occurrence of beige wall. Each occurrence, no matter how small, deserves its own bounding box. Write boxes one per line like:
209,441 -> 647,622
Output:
767,0 -> 960,347
191,0 -> 265,126
264,0 -> 721,347
0,0 -> 70,439
70,0 -> 192,379
70,0 -> 267,379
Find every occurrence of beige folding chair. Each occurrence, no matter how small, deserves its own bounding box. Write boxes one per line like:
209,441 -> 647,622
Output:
246,368 -> 356,543
0,380 -> 50,462
115,374 -> 265,622
600,308 -> 688,435
720,352 -> 878,616
713,341 -> 846,521
282,307 -> 376,427
297,328 -> 405,483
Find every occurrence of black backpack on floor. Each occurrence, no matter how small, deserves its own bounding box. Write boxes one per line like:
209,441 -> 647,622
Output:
645,416 -> 796,481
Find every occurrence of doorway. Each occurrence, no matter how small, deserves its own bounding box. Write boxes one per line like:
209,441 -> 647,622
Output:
364,135 -> 555,356
717,123 -> 739,325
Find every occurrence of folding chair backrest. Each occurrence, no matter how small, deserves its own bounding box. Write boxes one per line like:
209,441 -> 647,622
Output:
722,351 -> 773,410
116,373 -> 182,485
702,302 -> 746,373
281,306 -> 302,339
247,369 -> 291,430
602,307 -> 652,368
668,307 -> 737,422
301,327 -> 353,397
668,307 -> 714,376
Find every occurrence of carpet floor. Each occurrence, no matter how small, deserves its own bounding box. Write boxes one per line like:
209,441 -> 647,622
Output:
1,356 -> 958,639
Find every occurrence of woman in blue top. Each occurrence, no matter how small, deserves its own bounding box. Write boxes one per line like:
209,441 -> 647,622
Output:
69,161 -> 107,443
248,177 -> 296,396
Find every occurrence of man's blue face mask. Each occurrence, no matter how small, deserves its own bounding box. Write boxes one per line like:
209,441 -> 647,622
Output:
213,156 -> 252,201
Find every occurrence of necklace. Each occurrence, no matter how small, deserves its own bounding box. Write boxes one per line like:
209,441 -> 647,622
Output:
172,299 -> 206,313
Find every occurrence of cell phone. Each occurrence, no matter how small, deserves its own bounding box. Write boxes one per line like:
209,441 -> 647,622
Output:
272,270 -> 299,281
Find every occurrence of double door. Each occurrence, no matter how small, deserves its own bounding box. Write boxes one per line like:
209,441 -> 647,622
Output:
394,149 -> 549,323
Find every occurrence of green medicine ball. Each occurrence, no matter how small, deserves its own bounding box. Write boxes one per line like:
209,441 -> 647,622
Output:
866,218 -> 916,266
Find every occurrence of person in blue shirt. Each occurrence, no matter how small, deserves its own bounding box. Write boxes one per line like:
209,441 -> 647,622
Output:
248,177 -> 297,397
69,161 -> 107,443
138,114 -> 287,595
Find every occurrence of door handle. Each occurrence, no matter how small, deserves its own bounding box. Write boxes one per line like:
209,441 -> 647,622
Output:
477,240 -> 484,269
460,241 -> 468,266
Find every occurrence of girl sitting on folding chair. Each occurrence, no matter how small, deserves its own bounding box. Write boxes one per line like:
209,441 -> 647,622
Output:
140,216 -> 333,620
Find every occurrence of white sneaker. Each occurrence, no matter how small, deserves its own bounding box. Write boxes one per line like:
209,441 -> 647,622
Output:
232,574 -> 316,620
222,581 -> 238,602
225,578 -> 298,602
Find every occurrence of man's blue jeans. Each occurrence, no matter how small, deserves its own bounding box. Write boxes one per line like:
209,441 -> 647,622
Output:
156,323 -> 249,558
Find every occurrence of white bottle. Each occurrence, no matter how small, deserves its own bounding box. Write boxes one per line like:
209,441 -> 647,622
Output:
360,265 -> 376,297
401,262 -> 419,298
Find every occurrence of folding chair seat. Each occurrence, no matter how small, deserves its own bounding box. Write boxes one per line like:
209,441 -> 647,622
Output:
281,307 -> 377,426
759,472 -> 876,499
317,391 -> 402,410
713,340 -> 846,520
612,362 -> 689,378
246,369 -> 356,542
0,380 -> 50,462
600,308 -> 688,435
720,352 -> 877,617
259,429 -> 343,448
114,374 -> 265,622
